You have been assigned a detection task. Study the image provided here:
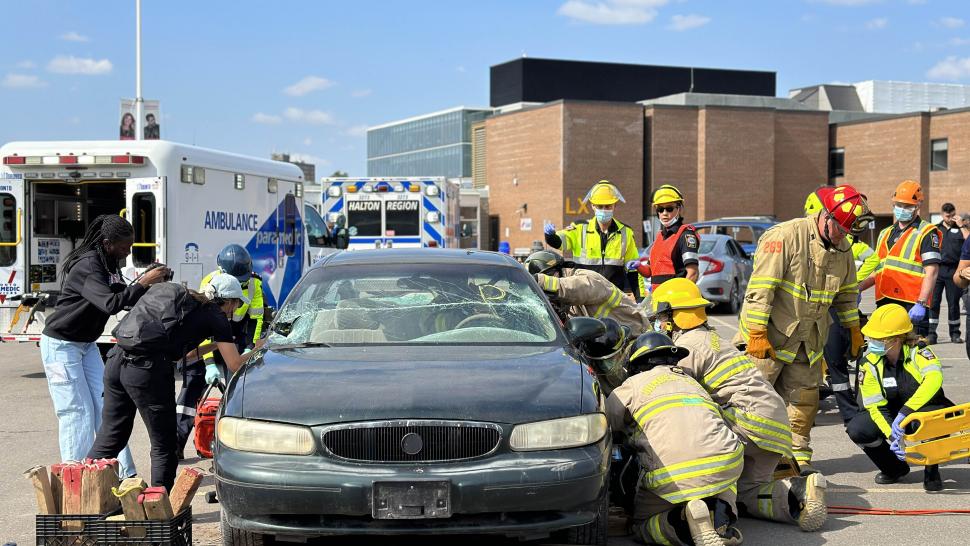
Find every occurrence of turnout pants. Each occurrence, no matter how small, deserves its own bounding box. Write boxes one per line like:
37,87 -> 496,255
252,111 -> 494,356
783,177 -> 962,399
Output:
88,349 -> 179,491
736,442 -> 798,524
751,348 -> 821,464
632,487 -> 737,546
930,265 -> 963,340
823,307 -> 859,423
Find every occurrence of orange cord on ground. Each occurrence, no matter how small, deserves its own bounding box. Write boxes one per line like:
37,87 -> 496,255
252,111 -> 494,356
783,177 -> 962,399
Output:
828,505 -> 970,516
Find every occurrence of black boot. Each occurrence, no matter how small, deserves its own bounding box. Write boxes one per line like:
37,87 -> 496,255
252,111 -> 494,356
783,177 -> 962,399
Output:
924,465 -> 943,492
863,443 -> 910,484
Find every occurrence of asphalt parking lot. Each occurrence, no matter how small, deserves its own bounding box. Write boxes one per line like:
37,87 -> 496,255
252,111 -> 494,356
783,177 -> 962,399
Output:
2,295 -> 969,545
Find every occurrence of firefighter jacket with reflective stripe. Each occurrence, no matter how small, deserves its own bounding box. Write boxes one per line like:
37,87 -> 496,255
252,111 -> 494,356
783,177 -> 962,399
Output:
606,365 -> 743,506
200,269 -> 265,360
873,220 -> 942,304
858,345 -> 947,438
536,269 -> 650,333
674,326 -> 793,459
555,218 -> 644,296
735,217 -> 859,365
851,238 -> 879,283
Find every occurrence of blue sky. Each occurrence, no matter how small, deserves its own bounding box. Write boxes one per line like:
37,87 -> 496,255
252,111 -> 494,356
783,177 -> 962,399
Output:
2,0 -> 969,176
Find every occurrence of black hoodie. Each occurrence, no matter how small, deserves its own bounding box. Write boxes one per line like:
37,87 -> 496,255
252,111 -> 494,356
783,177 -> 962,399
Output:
42,250 -> 147,343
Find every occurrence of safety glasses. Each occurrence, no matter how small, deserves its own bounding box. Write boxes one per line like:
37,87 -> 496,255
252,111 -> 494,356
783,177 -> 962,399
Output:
655,205 -> 678,214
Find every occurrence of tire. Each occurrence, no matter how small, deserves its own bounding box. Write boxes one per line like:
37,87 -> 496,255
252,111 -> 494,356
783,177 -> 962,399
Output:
221,509 -> 270,546
719,279 -> 741,315
558,484 -> 609,545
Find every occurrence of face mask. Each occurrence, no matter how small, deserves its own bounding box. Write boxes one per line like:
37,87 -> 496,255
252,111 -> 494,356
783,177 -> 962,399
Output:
594,209 -> 613,224
653,319 -> 671,334
659,214 -> 681,228
867,339 -> 887,356
893,206 -> 915,222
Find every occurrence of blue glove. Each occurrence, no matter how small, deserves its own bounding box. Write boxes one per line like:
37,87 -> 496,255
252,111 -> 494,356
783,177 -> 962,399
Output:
625,259 -> 640,272
891,413 -> 906,441
908,302 -> 926,322
204,363 -> 223,386
889,437 -> 906,461
543,222 -> 556,236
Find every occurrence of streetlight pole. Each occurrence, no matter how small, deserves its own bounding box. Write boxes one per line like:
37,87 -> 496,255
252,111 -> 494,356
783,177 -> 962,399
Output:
135,0 -> 143,141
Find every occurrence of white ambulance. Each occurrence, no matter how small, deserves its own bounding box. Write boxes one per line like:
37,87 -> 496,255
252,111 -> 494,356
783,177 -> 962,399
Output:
320,177 -> 459,249
0,140 -> 332,347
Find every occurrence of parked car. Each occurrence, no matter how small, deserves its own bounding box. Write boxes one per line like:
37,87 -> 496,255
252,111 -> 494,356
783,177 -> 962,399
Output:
692,216 -> 778,255
695,234 -> 753,314
215,249 -> 611,545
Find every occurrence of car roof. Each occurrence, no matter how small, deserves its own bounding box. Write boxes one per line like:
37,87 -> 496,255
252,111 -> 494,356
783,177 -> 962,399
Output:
313,248 -> 522,269
694,219 -> 776,227
698,233 -> 732,242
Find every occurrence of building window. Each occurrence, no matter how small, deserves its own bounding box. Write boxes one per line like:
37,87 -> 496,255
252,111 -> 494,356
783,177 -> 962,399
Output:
829,148 -> 845,179
931,139 -> 948,171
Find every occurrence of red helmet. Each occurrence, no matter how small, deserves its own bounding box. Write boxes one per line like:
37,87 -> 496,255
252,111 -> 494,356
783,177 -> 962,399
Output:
815,184 -> 871,233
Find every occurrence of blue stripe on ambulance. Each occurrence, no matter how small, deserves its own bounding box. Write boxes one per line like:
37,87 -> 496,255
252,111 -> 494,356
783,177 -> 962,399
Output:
244,198 -> 304,309
422,196 -> 444,246
328,197 -> 343,213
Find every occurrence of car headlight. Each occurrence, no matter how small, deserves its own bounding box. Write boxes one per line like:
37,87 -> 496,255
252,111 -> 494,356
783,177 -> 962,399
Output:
509,414 -> 607,451
217,417 -> 315,455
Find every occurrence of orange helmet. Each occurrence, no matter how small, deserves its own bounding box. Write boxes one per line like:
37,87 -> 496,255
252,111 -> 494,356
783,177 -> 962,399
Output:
892,179 -> 923,205
816,184 -> 870,233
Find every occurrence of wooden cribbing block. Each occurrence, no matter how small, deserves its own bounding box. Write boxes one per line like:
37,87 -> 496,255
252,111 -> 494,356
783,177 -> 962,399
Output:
140,487 -> 174,520
81,459 -> 120,515
170,467 -> 203,515
23,466 -> 57,514
49,463 -> 66,515
60,464 -> 84,530
113,477 -> 147,521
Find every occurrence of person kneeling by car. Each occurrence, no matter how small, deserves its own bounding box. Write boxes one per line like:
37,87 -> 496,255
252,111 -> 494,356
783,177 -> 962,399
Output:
88,273 -> 263,491
526,249 -> 650,333
607,331 -> 743,546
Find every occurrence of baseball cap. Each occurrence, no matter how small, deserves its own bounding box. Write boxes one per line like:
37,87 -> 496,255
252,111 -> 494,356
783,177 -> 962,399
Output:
206,273 -> 250,304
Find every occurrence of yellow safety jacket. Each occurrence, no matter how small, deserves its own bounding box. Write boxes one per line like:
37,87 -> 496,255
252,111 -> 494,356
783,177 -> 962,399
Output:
873,221 -> 942,304
850,237 -> 879,283
735,217 -> 859,365
858,344 -> 945,438
555,218 -> 645,297
674,326 -> 793,459
199,269 -> 265,361
606,365 -> 742,512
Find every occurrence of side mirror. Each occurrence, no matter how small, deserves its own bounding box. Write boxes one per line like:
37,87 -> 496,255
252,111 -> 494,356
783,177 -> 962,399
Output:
335,230 -> 350,250
565,316 -> 606,346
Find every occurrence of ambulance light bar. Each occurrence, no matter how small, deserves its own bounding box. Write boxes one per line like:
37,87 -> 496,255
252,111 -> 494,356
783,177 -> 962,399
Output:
3,154 -> 146,166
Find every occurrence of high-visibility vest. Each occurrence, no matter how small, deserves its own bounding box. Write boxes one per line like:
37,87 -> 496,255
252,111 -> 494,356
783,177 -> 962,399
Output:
649,223 -> 694,289
873,221 -> 942,304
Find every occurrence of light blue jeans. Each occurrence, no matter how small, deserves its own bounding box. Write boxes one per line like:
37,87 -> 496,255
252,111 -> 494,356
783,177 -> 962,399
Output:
40,335 -> 136,477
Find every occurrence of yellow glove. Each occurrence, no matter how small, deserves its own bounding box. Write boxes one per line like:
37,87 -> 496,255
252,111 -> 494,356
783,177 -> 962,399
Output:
849,324 -> 864,360
745,328 -> 776,360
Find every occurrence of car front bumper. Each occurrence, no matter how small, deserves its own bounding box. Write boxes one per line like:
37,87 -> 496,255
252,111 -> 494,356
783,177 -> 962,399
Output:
215,438 -> 610,537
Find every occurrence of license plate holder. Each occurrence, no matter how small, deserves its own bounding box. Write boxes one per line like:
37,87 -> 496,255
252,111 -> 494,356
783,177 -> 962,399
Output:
372,481 -> 451,519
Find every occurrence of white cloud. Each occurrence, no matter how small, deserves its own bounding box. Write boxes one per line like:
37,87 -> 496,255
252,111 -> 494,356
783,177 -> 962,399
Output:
251,112 -> 282,124
938,17 -> 966,29
816,0 -> 881,5
668,14 -> 710,31
69,116 -> 81,125
950,37 -> 970,46
927,56 -> 970,80
456,65 -> 466,73
59,31 -> 89,42
2,73 -> 46,88
47,55 -> 112,75
907,0 -> 927,4
283,76 -> 334,96
283,107 -> 335,125
558,0 -> 668,25
351,88 -> 372,98
303,137 -> 313,146
866,17 -> 888,30
345,125 -> 368,137
16,60 -> 35,69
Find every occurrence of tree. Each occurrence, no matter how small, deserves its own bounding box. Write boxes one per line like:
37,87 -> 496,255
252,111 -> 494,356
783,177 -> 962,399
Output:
330,170 -> 349,177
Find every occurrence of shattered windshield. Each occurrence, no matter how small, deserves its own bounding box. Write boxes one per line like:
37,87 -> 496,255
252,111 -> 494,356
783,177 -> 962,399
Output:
269,262 -> 560,345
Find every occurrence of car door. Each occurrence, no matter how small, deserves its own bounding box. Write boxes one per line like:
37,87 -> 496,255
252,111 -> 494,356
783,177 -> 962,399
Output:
729,239 -> 753,291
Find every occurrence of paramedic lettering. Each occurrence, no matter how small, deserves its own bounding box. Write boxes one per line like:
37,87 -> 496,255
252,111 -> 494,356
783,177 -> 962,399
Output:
203,211 -> 260,231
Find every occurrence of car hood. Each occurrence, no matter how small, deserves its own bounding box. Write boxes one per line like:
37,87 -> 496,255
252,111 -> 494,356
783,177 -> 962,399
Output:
229,345 -> 587,426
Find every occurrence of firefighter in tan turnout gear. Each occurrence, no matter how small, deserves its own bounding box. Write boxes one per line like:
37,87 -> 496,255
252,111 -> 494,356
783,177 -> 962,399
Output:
527,250 -> 650,333
607,332 -> 743,546
734,184 -> 868,469
651,278 -> 828,532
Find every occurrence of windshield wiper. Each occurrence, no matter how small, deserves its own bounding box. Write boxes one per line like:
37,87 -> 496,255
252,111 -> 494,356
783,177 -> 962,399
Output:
268,341 -> 333,350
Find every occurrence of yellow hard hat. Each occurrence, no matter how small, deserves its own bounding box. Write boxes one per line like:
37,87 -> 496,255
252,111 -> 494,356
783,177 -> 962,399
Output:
652,184 -> 684,206
650,278 -> 710,329
804,191 -> 824,217
584,180 -> 625,206
861,304 -> 913,339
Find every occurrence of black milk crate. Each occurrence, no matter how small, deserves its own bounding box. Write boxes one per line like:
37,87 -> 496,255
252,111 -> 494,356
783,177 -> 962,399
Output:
35,507 -> 192,545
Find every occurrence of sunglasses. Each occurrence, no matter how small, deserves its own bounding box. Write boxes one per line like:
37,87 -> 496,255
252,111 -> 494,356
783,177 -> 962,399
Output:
655,205 -> 678,214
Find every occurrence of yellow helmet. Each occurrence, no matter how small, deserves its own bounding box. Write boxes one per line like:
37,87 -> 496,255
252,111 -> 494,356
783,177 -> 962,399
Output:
804,191 -> 824,217
652,184 -> 684,206
584,180 -> 625,206
861,304 -> 913,339
650,278 -> 711,329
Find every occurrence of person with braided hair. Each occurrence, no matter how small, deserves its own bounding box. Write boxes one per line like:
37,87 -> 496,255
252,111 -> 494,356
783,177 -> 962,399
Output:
41,214 -> 170,477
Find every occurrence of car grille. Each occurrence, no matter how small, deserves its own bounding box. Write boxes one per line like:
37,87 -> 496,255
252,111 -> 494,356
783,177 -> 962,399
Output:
322,421 -> 502,462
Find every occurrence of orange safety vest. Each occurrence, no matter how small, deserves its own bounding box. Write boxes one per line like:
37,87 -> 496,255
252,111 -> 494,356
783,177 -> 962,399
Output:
873,220 -> 941,305
649,224 -> 692,289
